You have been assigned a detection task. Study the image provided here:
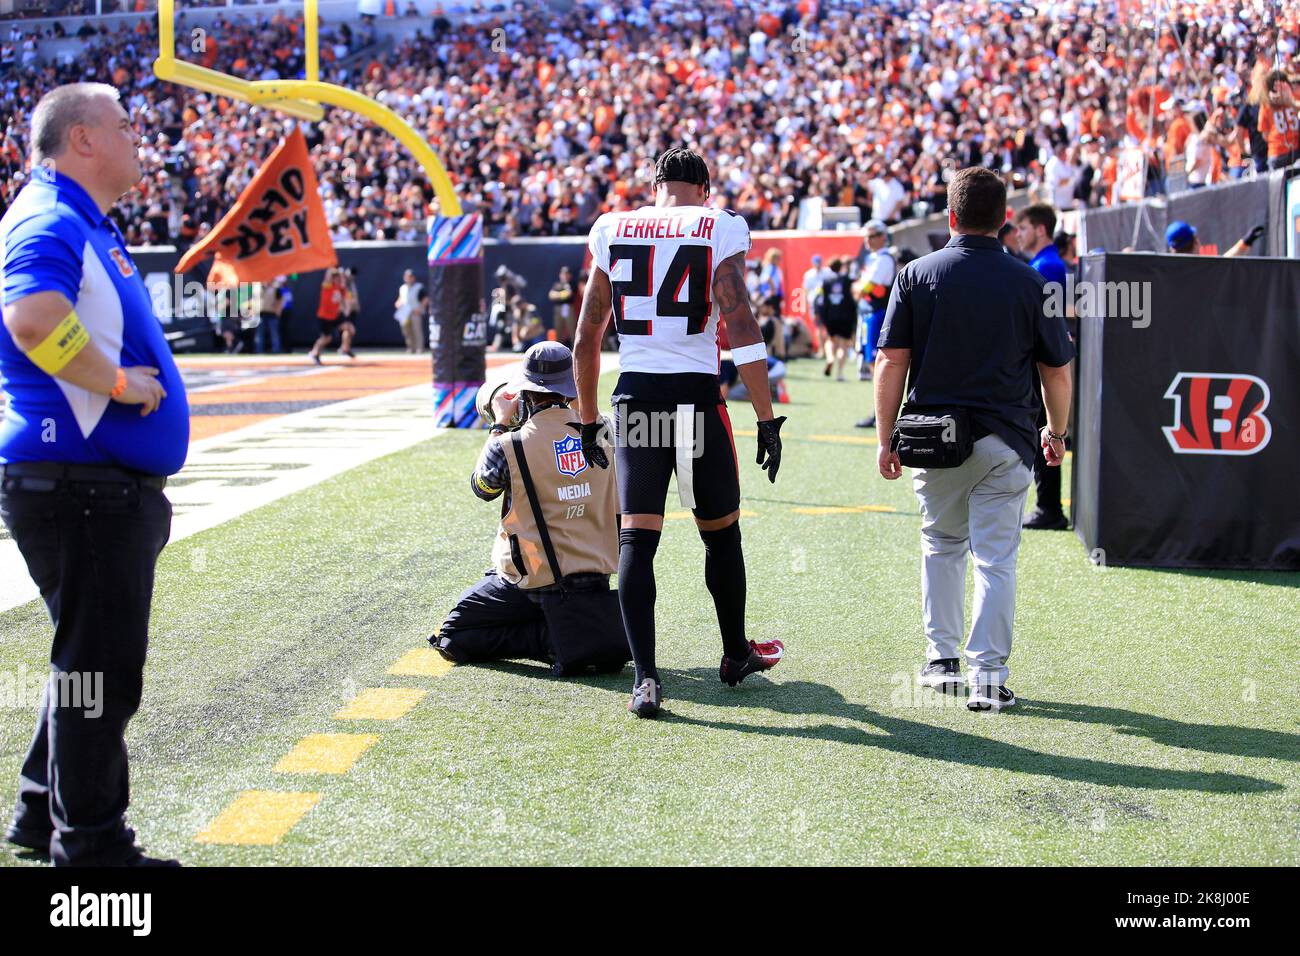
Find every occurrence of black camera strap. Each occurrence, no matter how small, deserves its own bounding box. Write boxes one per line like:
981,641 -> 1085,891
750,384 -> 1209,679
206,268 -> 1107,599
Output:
509,432 -> 568,591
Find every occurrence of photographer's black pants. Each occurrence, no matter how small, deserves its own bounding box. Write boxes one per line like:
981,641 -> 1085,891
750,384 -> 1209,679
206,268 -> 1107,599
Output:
433,570 -> 550,663
1,474 -> 171,866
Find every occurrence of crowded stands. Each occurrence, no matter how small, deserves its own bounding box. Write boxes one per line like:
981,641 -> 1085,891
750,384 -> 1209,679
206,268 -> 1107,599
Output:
1,0 -> 1296,248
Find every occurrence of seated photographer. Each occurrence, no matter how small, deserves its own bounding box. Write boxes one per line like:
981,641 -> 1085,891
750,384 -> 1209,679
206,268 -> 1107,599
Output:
431,342 -> 629,675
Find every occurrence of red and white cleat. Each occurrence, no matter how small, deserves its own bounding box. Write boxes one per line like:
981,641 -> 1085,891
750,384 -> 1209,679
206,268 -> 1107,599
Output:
719,639 -> 785,686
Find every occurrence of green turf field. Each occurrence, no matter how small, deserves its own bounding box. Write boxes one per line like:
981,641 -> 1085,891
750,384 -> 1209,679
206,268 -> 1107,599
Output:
2,362 -> 1297,866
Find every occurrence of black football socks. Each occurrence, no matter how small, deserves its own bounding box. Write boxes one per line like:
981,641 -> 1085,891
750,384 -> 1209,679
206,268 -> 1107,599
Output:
700,521 -> 750,662
618,527 -> 661,685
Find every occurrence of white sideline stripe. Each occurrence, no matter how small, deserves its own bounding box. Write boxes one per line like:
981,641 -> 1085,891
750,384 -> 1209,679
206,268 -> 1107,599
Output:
183,363 -> 342,396
0,352 -> 621,614
0,383 -> 434,614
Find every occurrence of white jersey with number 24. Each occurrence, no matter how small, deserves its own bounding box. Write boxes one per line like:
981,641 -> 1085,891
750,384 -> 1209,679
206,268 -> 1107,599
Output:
587,205 -> 751,376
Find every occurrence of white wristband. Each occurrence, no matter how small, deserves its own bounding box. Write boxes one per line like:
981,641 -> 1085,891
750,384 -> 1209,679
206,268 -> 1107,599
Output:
731,342 -> 768,366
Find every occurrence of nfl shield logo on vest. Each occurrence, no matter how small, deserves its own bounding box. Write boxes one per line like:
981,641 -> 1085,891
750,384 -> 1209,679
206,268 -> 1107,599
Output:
553,434 -> 588,478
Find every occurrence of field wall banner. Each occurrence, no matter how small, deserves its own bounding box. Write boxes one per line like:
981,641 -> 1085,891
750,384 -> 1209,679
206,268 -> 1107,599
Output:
1073,252 -> 1300,570
749,231 -> 865,338
1078,170 -> 1286,256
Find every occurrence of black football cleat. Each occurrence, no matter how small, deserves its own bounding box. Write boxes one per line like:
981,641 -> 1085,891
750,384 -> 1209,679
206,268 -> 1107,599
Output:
720,639 -> 784,686
918,658 -> 965,694
968,685 -> 1017,712
1022,509 -> 1068,531
627,677 -> 662,719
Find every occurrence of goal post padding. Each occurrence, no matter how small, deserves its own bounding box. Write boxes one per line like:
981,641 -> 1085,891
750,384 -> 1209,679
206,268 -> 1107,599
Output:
429,214 -> 486,428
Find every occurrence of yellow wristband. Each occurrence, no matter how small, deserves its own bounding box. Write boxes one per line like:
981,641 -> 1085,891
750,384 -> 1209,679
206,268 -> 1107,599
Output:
26,311 -> 90,375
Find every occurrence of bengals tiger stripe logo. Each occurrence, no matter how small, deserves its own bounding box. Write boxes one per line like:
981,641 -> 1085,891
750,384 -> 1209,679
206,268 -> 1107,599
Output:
1162,372 -> 1271,456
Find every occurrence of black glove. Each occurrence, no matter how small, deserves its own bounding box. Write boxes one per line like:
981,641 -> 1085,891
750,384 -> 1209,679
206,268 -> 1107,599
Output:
755,416 -> 787,483
571,421 -> 610,469
1242,224 -> 1265,248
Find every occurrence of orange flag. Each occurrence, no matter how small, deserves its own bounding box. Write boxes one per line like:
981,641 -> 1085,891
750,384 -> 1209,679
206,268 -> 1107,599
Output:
176,128 -> 336,285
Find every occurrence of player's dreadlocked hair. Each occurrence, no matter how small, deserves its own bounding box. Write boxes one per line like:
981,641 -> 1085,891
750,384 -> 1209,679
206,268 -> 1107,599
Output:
654,147 -> 711,198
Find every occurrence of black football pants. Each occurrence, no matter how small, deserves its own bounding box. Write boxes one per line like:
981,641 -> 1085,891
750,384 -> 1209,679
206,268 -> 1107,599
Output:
432,570 -> 550,663
1031,403 -> 1064,518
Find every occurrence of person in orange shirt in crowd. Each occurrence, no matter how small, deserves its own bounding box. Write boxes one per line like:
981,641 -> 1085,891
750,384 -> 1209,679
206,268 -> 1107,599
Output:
308,268 -> 356,365
1164,103 -> 1193,170
1257,70 -> 1300,169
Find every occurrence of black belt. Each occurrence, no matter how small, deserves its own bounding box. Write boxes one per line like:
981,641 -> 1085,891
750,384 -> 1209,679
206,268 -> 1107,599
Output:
0,462 -> 167,493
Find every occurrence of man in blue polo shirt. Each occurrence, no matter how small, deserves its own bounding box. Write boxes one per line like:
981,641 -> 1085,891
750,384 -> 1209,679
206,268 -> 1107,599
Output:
1014,202 -> 1070,531
0,83 -> 188,866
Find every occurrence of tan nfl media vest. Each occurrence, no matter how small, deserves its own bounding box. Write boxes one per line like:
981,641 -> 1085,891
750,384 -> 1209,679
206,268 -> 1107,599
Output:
493,405 -> 619,589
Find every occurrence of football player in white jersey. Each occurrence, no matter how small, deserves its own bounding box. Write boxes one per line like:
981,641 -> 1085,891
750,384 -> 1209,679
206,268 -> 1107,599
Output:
572,147 -> 787,718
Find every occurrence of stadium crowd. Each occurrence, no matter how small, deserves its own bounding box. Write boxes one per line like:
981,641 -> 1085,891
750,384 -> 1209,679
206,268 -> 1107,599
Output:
0,0 -> 1297,248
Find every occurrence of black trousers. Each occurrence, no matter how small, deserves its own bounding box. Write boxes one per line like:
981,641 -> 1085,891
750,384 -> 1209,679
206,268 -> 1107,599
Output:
1,478 -> 171,865
1031,394 -> 1063,519
433,570 -> 550,664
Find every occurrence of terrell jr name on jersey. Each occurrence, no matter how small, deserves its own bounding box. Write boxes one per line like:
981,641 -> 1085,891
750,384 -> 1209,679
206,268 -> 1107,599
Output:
587,205 -> 750,404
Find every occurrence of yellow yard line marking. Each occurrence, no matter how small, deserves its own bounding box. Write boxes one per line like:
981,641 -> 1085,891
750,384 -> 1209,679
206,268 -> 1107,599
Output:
793,504 -> 898,516
194,790 -> 320,845
809,433 -> 878,445
334,687 -> 426,721
735,428 -> 877,446
273,733 -> 379,775
388,647 -> 454,677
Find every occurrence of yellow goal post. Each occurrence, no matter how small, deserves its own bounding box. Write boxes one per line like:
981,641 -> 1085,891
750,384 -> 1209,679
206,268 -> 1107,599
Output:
153,0 -> 462,216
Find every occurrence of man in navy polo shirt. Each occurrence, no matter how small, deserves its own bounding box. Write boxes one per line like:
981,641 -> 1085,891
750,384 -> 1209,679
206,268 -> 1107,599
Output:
875,169 -> 1073,711
1015,202 -> 1070,531
0,83 -> 188,866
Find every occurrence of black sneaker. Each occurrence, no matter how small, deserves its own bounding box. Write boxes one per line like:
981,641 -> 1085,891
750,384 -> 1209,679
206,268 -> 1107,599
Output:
719,639 -> 784,686
310,353 -> 322,366
918,658 -> 965,693
967,685 -> 1017,711
5,822 -> 51,853
627,677 -> 661,718
855,416 -> 876,429
1022,509 -> 1068,531
341,349 -> 357,360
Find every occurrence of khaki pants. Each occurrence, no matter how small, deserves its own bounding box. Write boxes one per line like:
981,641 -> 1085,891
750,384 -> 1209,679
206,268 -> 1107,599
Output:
399,313 -> 425,352
552,308 -> 574,345
911,434 -> 1032,688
